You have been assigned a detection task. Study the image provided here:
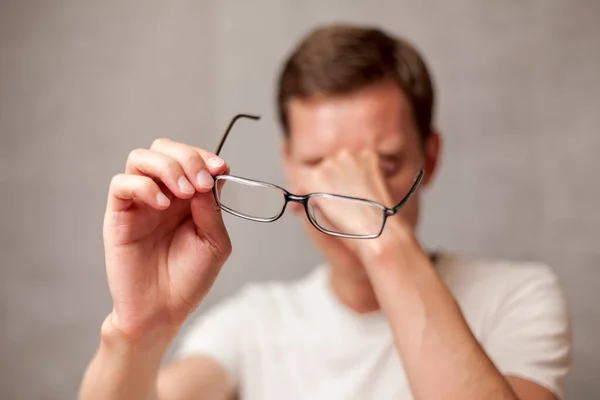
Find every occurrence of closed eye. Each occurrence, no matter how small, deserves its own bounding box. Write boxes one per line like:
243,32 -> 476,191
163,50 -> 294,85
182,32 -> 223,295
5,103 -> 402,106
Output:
380,155 -> 403,177
301,158 -> 323,167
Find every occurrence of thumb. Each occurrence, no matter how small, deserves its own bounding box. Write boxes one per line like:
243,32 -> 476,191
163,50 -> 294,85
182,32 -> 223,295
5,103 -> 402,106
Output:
189,190 -> 231,253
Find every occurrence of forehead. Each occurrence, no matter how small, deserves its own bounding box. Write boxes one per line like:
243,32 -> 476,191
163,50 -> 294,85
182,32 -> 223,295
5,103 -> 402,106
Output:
287,81 -> 418,159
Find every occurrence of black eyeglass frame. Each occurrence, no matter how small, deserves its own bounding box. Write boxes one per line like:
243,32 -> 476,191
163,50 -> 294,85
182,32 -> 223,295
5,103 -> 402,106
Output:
213,113 -> 425,239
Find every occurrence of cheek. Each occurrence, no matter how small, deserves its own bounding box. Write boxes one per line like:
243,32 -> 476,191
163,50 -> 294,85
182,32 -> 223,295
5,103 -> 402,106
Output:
386,168 -> 422,200
396,193 -> 420,228
386,176 -> 410,202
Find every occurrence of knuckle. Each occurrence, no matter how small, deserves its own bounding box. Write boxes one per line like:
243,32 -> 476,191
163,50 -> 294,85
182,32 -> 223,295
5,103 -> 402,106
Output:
182,148 -> 204,168
320,157 -> 334,171
164,158 -> 184,178
338,149 -> 351,159
151,137 -> 171,149
136,175 -> 153,190
321,161 -> 337,177
126,148 -> 144,164
220,237 -> 233,260
109,173 -> 124,189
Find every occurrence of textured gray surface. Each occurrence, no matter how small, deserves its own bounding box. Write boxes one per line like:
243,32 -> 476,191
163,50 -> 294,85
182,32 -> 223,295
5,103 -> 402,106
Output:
1,1 -> 599,399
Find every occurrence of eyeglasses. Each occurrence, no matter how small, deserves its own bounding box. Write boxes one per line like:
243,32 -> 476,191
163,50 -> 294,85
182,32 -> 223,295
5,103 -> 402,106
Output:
212,114 -> 425,239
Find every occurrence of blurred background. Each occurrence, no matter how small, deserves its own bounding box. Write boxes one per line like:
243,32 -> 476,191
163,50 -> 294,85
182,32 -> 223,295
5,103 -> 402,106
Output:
1,0 -> 599,398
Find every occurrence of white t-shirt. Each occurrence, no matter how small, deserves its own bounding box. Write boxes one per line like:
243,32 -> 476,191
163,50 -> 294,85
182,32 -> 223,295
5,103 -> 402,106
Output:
176,254 -> 571,399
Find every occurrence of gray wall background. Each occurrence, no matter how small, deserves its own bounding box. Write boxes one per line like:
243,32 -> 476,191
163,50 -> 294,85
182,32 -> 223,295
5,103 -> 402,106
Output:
1,0 -> 599,399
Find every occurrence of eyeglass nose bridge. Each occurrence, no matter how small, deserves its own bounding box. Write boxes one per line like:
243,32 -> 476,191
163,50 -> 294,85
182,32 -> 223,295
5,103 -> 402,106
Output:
285,193 -> 309,205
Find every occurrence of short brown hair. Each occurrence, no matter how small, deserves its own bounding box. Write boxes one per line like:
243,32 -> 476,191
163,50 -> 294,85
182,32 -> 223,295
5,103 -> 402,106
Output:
277,24 -> 435,141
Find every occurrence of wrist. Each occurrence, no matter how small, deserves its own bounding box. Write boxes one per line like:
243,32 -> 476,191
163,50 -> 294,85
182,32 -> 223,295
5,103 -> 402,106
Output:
100,312 -> 178,355
82,313 -> 174,400
358,219 -> 417,265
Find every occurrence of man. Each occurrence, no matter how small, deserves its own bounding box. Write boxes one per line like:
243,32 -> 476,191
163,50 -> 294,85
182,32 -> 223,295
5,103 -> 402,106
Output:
79,24 -> 571,399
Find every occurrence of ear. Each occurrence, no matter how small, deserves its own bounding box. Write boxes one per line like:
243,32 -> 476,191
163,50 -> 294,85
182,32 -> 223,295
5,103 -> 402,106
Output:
423,130 -> 442,187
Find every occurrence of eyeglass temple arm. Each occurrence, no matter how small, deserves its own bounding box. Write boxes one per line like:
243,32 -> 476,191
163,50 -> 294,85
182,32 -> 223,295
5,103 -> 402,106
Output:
214,114 -> 261,156
390,168 -> 425,213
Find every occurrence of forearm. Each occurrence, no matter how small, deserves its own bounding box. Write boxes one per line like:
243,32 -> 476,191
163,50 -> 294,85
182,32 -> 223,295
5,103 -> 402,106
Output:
363,230 -> 517,399
79,314 -> 175,400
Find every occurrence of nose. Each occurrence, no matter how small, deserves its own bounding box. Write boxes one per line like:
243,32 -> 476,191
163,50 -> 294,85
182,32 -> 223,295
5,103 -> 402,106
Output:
286,193 -> 307,214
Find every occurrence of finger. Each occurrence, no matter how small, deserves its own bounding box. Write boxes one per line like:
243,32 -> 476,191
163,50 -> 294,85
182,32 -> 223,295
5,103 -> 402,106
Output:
307,167 -> 338,195
150,139 -> 228,192
190,190 -> 232,258
150,139 -> 213,192
191,146 -> 230,176
125,148 -> 196,200
359,148 -> 379,170
152,139 -> 230,176
108,174 -> 171,212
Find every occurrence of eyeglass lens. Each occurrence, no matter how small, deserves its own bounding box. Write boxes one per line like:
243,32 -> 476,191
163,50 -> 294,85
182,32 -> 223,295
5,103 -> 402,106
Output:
307,195 -> 385,237
216,176 -> 286,221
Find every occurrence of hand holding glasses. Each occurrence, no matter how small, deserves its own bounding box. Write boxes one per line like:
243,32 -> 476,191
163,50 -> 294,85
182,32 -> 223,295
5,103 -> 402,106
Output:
213,114 -> 425,239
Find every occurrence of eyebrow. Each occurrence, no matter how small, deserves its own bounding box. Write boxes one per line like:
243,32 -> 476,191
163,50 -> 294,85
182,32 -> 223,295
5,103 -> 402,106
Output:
299,148 -> 404,165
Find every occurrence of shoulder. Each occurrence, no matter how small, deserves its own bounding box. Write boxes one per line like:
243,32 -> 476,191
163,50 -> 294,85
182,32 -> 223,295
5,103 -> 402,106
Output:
436,253 -> 570,336
438,255 -> 573,399
437,253 -> 564,301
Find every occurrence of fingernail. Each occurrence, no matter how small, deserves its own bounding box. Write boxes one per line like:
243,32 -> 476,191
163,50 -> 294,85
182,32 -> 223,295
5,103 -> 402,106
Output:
196,170 -> 214,189
178,176 -> 195,194
206,157 -> 225,169
156,192 -> 170,207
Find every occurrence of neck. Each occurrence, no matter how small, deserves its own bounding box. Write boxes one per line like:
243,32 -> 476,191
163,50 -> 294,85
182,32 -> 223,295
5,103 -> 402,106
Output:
326,251 -> 437,314
328,265 -> 381,314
